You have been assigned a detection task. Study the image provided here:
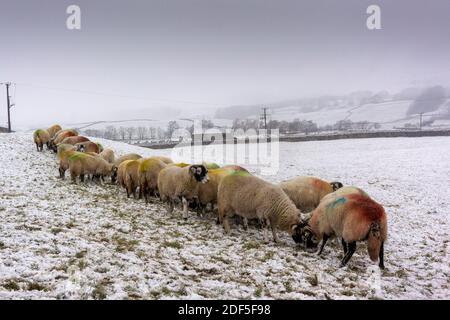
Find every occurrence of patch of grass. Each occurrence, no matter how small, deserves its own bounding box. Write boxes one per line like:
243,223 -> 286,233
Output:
211,255 -> 232,265
78,260 -> 88,270
113,235 -> 139,252
51,227 -> 64,235
298,289 -> 316,297
75,250 -> 87,259
254,286 -> 263,298
162,240 -> 183,250
3,279 -> 20,291
27,282 -> 48,291
92,284 -> 107,300
307,274 -> 319,287
243,240 -> 260,250
0,241 -> 5,249
341,289 -> 353,296
283,281 -> 293,293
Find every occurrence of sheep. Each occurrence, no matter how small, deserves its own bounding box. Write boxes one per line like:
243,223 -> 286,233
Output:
116,160 -> 132,189
217,173 -> 302,243
122,159 -> 143,198
202,161 -> 220,169
196,165 -> 250,214
57,143 -> 77,178
75,141 -> 101,154
33,129 -> 51,152
114,153 -> 142,167
138,157 -> 168,203
99,148 -> 115,164
292,192 -> 387,269
152,156 -> 173,165
50,129 -> 78,152
47,124 -> 62,139
68,152 -> 117,184
61,136 -> 90,146
279,176 -> 343,212
158,164 -> 209,218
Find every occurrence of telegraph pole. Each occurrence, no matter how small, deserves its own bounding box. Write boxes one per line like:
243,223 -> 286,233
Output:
260,107 -> 268,130
6,82 -> 12,132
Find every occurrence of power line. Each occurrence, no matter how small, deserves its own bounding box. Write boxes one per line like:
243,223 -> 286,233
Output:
16,82 -> 227,106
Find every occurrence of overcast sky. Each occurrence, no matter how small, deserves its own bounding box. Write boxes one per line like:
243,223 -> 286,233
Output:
1,0 -> 449,129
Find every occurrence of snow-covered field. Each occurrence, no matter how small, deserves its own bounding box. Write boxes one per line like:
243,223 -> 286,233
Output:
0,132 -> 449,299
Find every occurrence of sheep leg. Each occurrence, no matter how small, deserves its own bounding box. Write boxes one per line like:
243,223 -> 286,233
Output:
379,241 -> 385,269
341,238 -> 348,255
269,218 -> 279,243
318,235 -> 329,255
222,216 -> 231,234
182,197 -> 188,219
35,143 -> 39,152
59,167 -> 65,179
262,219 -> 269,243
243,218 -> 248,231
80,174 -> 85,183
340,241 -> 356,267
167,200 -> 174,214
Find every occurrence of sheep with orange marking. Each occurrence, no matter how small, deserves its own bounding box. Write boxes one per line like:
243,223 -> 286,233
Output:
75,141 -> 101,154
50,129 -> 78,152
279,176 -> 343,212
61,136 -> 90,146
33,129 -> 51,152
292,192 -> 387,269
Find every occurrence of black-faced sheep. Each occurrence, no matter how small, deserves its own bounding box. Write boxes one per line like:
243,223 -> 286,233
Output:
292,192 -> 387,269
157,164 -> 209,218
75,141 -> 101,154
217,173 -> 302,243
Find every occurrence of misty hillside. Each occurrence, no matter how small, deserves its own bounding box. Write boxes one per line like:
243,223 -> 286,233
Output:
215,87 -> 450,129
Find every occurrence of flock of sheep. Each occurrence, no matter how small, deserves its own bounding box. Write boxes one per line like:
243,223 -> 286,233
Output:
33,124 -> 388,269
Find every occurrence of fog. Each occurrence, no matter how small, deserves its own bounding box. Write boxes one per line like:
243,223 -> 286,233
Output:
1,0 -> 449,129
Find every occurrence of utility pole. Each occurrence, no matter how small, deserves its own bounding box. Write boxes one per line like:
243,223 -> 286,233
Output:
260,107 -> 268,130
6,82 -> 12,132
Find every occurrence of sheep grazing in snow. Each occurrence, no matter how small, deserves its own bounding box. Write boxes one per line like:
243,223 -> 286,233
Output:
196,165 -> 250,214
122,159 -> 143,198
217,173 -> 302,243
279,176 -> 343,212
293,192 -> 387,269
75,141 -> 101,154
113,153 -> 142,167
33,129 -> 51,152
61,136 -> 90,146
57,143 -> 77,178
46,124 -> 62,139
99,148 -> 115,164
158,164 -> 209,218
50,129 -> 78,152
68,152 -> 117,184
151,156 -> 173,165
138,157 -> 168,202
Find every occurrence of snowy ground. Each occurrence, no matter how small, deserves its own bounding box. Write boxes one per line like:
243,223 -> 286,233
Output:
0,132 -> 449,299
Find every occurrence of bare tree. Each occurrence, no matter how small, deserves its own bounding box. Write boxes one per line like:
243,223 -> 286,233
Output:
126,127 -> 136,141
104,126 -> 118,140
137,127 -> 147,140
118,127 -> 126,141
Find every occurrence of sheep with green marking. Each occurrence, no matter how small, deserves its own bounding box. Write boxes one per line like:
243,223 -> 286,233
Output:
33,129 -> 51,152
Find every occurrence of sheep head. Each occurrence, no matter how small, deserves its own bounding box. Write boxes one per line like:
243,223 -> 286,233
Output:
189,165 -> 209,184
